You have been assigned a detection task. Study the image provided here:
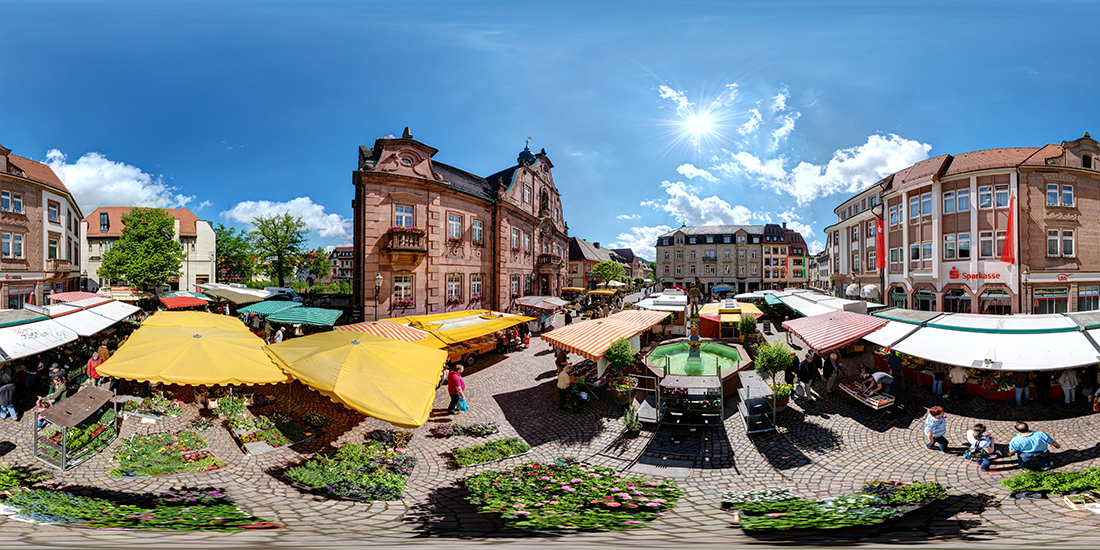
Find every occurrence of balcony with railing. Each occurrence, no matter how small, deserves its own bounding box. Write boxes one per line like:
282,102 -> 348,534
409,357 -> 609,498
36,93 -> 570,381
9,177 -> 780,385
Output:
382,227 -> 427,264
46,259 -> 72,273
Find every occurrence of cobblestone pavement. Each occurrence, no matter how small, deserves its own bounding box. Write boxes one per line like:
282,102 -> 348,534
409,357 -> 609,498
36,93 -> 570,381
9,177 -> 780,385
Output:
0,312 -> 1097,549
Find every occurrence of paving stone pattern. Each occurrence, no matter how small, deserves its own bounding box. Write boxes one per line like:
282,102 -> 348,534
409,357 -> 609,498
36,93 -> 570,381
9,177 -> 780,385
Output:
0,311 -> 1097,548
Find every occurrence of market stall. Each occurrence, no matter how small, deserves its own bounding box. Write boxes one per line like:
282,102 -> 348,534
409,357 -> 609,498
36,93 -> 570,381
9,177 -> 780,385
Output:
263,331 -> 448,427
541,309 -> 669,376
265,307 -> 343,336
160,296 -> 210,310
634,290 -> 688,336
839,382 -> 895,410
781,310 -> 887,354
698,300 -> 763,340
333,320 -> 434,344
382,310 -> 535,365
34,386 -> 119,471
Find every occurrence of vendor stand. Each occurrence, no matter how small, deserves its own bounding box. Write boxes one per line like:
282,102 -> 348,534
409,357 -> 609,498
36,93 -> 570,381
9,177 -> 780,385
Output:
265,307 -> 343,337
381,310 -> 535,367
839,382 -> 895,410
34,386 -> 119,471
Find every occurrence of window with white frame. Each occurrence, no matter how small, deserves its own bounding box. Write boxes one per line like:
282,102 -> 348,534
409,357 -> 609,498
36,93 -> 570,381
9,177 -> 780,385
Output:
852,227 -> 859,241
739,265 -> 745,274
689,265 -> 696,274
751,250 -> 757,259
738,249 -> 745,259
723,249 -> 730,258
978,186 -> 993,209
394,205 -> 413,227
47,201 -> 59,223
943,191 -> 955,213
471,274 -> 482,297
738,235 -> 746,243
958,232 -> 971,259
921,193 -> 932,218
664,266 -> 670,274
511,275 -> 520,296
1079,286 -> 1099,311
1047,184 -> 1060,206
909,196 -> 919,220
689,237 -> 696,244
12,193 -> 22,214
0,234 -> 8,257
676,250 -> 683,259
910,243 -> 920,261
994,185 -> 1009,208
1062,229 -> 1075,257
705,265 -> 715,275
511,228 -> 520,249
957,189 -> 970,211
472,219 -> 483,244
664,251 -> 669,260
1060,185 -> 1074,207
944,234 -> 956,260
868,251 -> 875,268
394,275 -> 412,300
524,232 -> 531,251
706,236 -> 713,243
889,206 -> 897,225
890,248 -> 899,264
13,234 -> 24,258
868,221 -> 876,236
723,236 -> 731,243
852,253 -> 860,272
995,230 -> 1006,257
48,239 -> 58,260
675,266 -> 682,275
524,186 -> 531,203
447,274 -> 462,300
979,231 -> 994,258
922,242 -> 932,260
447,214 -> 462,240
0,192 -> 8,212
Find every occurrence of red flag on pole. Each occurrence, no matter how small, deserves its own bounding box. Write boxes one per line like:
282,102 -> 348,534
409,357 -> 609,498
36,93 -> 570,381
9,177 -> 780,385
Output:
875,218 -> 886,269
1000,195 -> 1016,264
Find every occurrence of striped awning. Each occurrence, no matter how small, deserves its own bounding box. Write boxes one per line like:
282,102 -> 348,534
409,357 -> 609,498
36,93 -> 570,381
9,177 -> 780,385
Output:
267,307 -> 343,327
334,321 -> 432,344
605,309 -> 669,328
541,318 -> 650,362
163,291 -> 213,302
48,291 -> 105,303
161,296 -> 209,309
781,310 -> 887,353
238,301 -> 302,316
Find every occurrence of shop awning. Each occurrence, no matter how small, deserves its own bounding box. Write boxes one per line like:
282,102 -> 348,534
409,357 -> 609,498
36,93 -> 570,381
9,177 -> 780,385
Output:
333,321 -> 438,346
67,296 -> 115,308
104,287 -> 155,302
49,309 -> 119,337
0,309 -> 47,329
86,300 -> 141,323
47,291 -> 106,303
781,294 -> 834,317
263,332 -> 447,427
237,301 -> 303,316
861,320 -> 921,348
605,309 -> 670,328
0,319 -> 80,361
540,318 -> 647,362
712,284 -> 734,292
200,286 -> 264,305
98,315 -> 289,385
142,310 -> 244,330
735,292 -> 766,300
383,310 -> 534,347
162,291 -> 213,301
561,287 -> 586,293
891,327 -> 1100,371
515,296 -> 569,310
764,293 -> 783,306
266,307 -> 343,327
161,296 -> 210,309
845,283 -> 860,296
781,311 -> 887,353
861,285 -> 880,299
587,289 -> 619,296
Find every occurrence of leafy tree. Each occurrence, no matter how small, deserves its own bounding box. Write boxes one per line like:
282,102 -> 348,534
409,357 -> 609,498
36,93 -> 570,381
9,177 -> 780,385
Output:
298,247 -> 332,285
738,315 -> 758,343
250,213 -> 308,287
591,261 -> 625,283
97,208 -> 185,290
754,341 -> 794,425
633,277 -> 644,288
214,224 -> 255,283
605,337 -> 636,372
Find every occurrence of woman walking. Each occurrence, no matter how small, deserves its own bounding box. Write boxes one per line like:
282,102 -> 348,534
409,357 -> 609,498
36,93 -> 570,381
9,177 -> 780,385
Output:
966,423 -> 1000,472
446,365 -> 466,415
1058,369 -> 1078,404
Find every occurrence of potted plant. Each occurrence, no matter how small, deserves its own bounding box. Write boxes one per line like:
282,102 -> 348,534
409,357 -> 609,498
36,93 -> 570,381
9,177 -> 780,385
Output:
738,315 -> 758,344
604,338 -> 637,405
769,383 -> 793,412
624,405 -> 642,434
754,341 -> 794,425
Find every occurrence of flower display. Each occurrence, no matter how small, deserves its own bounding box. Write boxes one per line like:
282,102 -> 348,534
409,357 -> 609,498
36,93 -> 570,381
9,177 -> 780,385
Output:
447,236 -> 464,245
446,295 -> 464,306
469,293 -> 483,302
388,226 -> 425,236
393,298 -> 415,308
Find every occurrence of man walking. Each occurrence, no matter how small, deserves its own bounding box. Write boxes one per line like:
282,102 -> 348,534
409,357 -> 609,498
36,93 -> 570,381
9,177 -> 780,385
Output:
887,353 -> 905,392
948,365 -> 969,400
822,352 -> 841,394
1007,422 -> 1061,471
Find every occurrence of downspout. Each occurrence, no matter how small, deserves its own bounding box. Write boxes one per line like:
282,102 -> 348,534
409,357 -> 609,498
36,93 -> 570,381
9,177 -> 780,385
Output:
491,198 -> 499,311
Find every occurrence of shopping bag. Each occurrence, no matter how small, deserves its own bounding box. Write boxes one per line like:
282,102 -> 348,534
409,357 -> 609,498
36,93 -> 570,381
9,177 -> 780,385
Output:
456,397 -> 470,411
523,335 -> 530,346
794,385 -> 806,398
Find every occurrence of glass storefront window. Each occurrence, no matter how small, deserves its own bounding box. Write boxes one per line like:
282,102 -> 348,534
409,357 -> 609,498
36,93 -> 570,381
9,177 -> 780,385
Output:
1032,287 -> 1068,314
943,289 -> 971,313
980,289 -> 1011,315
914,288 -> 936,311
889,288 -> 907,309
1079,286 -> 1099,312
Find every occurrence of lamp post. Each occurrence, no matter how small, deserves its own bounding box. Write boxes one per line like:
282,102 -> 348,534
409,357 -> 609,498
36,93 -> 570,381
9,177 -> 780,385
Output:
374,272 -> 383,321
1022,269 -> 1029,314
81,270 -> 88,292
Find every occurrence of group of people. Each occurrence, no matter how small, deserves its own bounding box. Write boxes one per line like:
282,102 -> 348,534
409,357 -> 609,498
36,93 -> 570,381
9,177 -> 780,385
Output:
924,406 -> 1062,472
784,349 -> 844,400
1005,367 -> 1100,408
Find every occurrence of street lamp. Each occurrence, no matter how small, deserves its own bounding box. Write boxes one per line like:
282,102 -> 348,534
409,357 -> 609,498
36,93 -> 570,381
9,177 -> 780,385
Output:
1022,269 -> 1029,314
374,272 -> 383,321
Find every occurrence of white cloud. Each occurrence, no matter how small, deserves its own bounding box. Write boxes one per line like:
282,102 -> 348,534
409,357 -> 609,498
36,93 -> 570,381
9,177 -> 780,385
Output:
609,225 -> 672,262
649,181 -> 763,226
44,150 -> 197,214
220,197 -> 351,240
676,163 -> 718,182
196,200 -> 213,211
658,85 -> 692,113
738,108 -> 762,136
616,214 -> 641,220
770,112 -> 800,151
808,240 -> 824,254
772,86 -> 790,112
777,209 -> 815,239
721,134 -> 931,206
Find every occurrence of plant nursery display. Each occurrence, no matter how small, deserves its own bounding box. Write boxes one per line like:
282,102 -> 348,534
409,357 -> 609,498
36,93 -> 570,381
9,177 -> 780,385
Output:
109,432 -> 226,477
0,466 -> 48,492
282,442 -> 417,502
428,422 -> 500,438
0,487 -> 278,531
366,429 -> 415,449
464,461 -> 682,531
120,394 -> 183,417
1000,467 -> 1100,493
36,405 -> 119,471
452,438 -> 530,467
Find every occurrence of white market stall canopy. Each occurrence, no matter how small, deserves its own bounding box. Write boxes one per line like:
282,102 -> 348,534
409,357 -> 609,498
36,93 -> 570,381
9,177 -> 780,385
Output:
761,289 -> 874,316
0,319 -> 80,361
868,309 -> 1100,371
86,300 -> 142,323
42,304 -> 120,338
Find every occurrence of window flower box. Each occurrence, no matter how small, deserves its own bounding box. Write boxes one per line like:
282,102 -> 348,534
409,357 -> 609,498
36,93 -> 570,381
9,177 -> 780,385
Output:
446,296 -> 464,306
388,226 -> 425,236
510,246 -> 521,253
469,293 -> 482,302
472,240 -> 485,247
393,298 -> 415,308
447,237 -> 464,245
511,292 -> 520,299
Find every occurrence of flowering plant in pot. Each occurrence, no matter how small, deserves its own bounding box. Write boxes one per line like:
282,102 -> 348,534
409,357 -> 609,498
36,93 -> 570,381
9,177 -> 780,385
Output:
393,298 -> 414,308
389,226 -> 425,236
446,295 -> 464,306
472,240 -> 485,247
469,293 -> 482,302
447,236 -> 463,245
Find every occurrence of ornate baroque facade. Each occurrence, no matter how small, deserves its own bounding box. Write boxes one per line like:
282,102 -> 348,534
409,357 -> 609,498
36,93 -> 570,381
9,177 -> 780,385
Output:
352,130 -> 569,320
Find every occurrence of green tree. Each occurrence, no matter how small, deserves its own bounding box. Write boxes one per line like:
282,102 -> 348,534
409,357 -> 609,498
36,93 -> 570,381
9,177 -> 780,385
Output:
250,213 -> 308,287
591,261 -> 625,283
214,224 -> 256,283
97,208 -> 185,290
754,340 -> 794,425
298,247 -> 332,285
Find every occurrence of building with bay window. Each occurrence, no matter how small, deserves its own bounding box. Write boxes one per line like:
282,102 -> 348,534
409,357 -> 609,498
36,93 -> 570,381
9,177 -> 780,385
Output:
824,132 -> 1099,314
352,129 -> 569,319
0,145 -> 84,307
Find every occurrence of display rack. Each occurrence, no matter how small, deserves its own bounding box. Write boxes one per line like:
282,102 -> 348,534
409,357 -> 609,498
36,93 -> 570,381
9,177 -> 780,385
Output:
839,382 -> 895,409
659,374 -> 723,427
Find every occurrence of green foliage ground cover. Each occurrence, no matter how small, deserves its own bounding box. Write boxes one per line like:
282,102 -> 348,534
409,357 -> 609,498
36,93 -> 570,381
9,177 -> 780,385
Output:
452,438 -> 530,467
109,432 -> 226,477
722,482 -> 948,531
465,461 -> 681,531
282,442 -> 416,501
1000,467 -> 1100,493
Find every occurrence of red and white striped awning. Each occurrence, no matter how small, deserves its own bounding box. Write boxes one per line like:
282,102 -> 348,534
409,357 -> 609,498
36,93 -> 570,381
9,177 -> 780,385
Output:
334,321 -> 428,343
541,318 -> 648,362
781,310 -> 887,353
48,291 -> 105,303
605,309 -> 670,328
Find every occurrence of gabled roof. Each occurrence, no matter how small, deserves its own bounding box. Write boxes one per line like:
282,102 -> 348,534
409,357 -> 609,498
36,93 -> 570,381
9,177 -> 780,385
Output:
569,237 -> 622,263
82,206 -> 205,238
433,161 -> 495,201
891,154 -> 950,191
658,224 -> 764,238
612,248 -> 637,263
7,154 -> 70,194
485,165 -> 521,196
941,147 -> 1040,177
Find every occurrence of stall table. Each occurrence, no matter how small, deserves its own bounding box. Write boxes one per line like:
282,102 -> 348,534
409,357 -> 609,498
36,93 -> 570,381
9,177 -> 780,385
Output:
839,382 -> 895,410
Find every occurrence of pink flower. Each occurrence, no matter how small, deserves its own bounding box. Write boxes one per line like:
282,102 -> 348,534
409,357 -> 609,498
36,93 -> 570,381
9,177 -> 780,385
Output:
562,486 -> 575,492
513,504 -> 525,509
548,501 -> 559,505
571,478 -> 582,483
605,502 -> 621,508
651,499 -> 666,503
492,482 -> 501,486
644,502 -> 660,507
623,520 -> 643,525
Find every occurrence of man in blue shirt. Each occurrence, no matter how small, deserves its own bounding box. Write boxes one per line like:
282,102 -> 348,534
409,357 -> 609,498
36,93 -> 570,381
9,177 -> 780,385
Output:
862,368 -> 895,396
887,353 -> 906,392
1007,422 -> 1061,471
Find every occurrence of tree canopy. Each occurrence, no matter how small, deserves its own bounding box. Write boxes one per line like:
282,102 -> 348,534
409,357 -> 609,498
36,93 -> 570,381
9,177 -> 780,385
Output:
250,213 -> 308,287
214,224 -> 256,283
97,208 -> 185,290
591,261 -> 625,283
298,247 -> 332,285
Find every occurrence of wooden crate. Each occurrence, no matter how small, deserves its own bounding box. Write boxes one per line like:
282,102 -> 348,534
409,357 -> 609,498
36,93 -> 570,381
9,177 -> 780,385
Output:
1063,493 -> 1098,510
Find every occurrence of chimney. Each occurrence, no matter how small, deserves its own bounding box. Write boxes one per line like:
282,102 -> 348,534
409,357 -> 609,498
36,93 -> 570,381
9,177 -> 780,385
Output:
593,242 -> 600,249
782,222 -> 787,229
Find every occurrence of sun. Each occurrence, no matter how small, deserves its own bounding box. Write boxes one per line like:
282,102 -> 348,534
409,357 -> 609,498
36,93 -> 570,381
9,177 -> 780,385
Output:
684,112 -> 714,138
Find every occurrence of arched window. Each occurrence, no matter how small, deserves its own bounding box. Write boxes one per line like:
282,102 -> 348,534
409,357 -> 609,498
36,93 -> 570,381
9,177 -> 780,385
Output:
540,190 -> 549,215
914,288 -> 936,311
889,287 -> 907,309
943,288 -> 971,313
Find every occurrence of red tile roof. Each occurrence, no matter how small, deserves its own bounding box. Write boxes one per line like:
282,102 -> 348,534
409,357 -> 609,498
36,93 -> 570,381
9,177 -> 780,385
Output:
82,206 -> 204,238
941,147 -> 1040,177
1020,144 -> 1063,166
892,154 -> 950,191
7,154 -> 70,194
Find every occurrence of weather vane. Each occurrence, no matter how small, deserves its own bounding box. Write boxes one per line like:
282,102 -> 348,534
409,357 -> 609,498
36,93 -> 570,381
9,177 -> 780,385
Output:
526,136 -> 531,147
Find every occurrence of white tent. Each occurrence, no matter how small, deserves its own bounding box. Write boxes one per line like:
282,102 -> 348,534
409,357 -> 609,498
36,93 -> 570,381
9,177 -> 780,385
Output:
0,319 -> 79,361
87,300 -> 141,323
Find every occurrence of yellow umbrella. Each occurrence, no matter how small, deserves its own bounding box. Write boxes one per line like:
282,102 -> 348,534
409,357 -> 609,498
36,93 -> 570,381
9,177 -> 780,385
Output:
263,331 -> 448,428
142,310 -> 245,330
97,324 -> 290,385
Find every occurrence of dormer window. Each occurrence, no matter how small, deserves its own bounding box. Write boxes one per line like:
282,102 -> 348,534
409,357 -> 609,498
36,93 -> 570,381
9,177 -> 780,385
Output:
1085,155 -> 1093,169
400,157 -> 413,165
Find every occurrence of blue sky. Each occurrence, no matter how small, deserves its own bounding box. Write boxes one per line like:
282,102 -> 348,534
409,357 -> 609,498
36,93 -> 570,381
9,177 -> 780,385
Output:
3,1 -> 1097,259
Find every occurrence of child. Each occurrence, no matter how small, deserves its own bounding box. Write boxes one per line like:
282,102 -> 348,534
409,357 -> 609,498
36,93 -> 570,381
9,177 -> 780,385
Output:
36,399 -> 51,430
966,423 -> 1000,472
